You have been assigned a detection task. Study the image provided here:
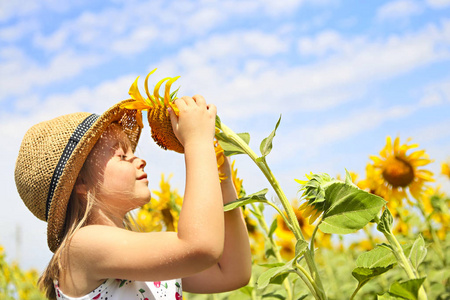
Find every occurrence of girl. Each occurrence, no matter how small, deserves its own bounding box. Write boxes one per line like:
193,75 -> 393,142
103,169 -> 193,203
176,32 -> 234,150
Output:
15,95 -> 252,299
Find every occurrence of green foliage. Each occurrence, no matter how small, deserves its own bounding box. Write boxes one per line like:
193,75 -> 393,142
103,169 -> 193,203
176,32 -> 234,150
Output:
259,115 -> 281,158
409,236 -> 427,271
389,278 -> 426,300
319,181 -> 386,234
224,189 -> 269,211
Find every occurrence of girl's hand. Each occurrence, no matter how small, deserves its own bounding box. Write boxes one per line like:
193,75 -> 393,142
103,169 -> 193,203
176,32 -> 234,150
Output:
169,95 -> 217,148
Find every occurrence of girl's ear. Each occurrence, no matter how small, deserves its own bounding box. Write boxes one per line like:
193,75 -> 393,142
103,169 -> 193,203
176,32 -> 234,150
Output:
74,177 -> 87,195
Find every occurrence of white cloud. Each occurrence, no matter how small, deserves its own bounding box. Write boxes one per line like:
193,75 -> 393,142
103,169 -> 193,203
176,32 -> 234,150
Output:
376,0 -> 423,21
155,20 -> 450,120
111,27 -> 159,55
0,49 -> 107,102
419,76 -> 450,106
426,0 -> 450,8
0,0 -> 85,22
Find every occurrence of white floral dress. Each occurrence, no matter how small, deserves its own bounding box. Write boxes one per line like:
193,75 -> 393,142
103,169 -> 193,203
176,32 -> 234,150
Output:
54,278 -> 182,300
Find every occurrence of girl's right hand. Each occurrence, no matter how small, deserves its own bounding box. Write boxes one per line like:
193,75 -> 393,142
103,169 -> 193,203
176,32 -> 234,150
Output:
168,95 -> 217,148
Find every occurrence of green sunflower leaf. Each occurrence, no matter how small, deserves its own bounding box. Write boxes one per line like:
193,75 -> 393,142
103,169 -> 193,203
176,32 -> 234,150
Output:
389,278 -> 426,300
268,218 -> 278,238
377,293 -> 404,299
356,243 -> 413,269
352,266 -> 393,283
318,182 -> 386,234
351,266 -> 394,299
377,208 -> 394,234
256,259 -> 294,290
216,132 -> 251,156
409,235 -> 427,271
224,189 -> 268,211
260,115 -> 281,157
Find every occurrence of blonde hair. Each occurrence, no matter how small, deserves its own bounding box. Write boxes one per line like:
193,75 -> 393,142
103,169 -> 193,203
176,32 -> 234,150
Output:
38,123 -> 142,299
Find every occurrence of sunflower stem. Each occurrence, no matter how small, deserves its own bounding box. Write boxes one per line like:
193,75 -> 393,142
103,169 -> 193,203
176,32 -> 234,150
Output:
218,122 -> 327,300
310,220 -> 322,257
294,260 -> 321,300
382,229 -> 428,300
250,203 -> 293,300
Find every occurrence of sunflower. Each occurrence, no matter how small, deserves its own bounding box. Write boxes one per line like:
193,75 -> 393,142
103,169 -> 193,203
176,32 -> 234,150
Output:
364,136 -> 434,204
121,69 -> 184,153
274,199 -> 331,259
214,134 -> 227,182
420,186 -> 450,237
137,174 -> 183,232
295,173 -> 333,224
442,161 -> 450,179
231,160 -> 245,197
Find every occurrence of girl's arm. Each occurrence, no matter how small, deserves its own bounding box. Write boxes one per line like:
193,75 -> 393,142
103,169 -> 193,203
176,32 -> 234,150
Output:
66,96 -> 225,284
182,157 -> 252,293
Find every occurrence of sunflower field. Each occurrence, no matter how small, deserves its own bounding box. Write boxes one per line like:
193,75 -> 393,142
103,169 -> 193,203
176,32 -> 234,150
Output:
2,73 -> 449,300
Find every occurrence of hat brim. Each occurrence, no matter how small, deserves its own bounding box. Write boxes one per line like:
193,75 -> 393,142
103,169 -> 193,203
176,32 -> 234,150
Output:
46,99 -> 142,252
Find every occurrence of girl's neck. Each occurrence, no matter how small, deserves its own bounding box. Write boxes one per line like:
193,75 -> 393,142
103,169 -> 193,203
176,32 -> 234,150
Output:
87,207 -> 125,228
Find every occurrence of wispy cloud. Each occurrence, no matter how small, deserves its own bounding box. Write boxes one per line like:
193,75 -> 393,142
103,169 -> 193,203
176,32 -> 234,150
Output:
426,0 -> 450,9
376,0 -> 423,21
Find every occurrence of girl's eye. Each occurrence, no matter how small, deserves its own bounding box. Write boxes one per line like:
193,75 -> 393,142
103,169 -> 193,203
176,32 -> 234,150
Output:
120,154 -> 127,160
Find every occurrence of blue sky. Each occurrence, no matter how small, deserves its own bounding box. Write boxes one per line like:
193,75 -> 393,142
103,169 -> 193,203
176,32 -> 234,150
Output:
1,0 -> 450,272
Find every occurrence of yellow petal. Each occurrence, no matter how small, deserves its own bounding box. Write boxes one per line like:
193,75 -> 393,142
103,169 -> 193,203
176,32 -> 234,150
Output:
393,136 -> 400,153
370,155 -> 384,166
164,76 -> 180,106
385,136 -> 393,155
295,178 -> 308,185
120,101 -> 153,110
135,110 -> 144,128
407,149 -> 426,160
129,77 -> 151,107
144,69 -> 158,105
154,77 -> 171,105
308,209 -> 322,224
413,159 -> 432,167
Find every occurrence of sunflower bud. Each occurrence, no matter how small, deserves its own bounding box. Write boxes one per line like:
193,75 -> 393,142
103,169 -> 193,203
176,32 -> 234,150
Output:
121,69 -> 184,153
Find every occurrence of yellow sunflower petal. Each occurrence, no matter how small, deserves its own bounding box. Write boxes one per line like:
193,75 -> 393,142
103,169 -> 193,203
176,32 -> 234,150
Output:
129,76 -> 151,107
413,159 -> 433,167
295,178 -> 308,185
144,69 -> 158,105
135,110 -> 144,128
370,155 -> 384,166
308,209 -> 322,224
302,205 -> 316,219
385,136 -> 393,156
164,76 -> 180,106
407,149 -> 426,160
393,136 -> 400,153
153,77 -> 171,105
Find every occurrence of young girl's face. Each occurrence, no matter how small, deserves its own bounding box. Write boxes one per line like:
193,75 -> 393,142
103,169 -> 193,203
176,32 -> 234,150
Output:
88,125 -> 151,213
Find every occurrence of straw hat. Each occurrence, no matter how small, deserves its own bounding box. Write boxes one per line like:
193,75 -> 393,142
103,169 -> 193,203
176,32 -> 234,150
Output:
15,99 -> 142,252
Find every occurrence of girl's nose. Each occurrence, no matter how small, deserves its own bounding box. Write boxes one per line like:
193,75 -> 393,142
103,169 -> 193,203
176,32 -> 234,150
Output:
138,158 -> 147,170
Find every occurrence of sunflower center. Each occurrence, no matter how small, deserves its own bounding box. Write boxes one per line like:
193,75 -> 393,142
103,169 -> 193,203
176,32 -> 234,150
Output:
382,156 -> 414,188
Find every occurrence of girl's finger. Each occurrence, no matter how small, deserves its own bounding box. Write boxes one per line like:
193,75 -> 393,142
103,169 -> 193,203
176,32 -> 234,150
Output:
206,103 -> 217,115
192,94 -> 206,107
174,97 -> 188,111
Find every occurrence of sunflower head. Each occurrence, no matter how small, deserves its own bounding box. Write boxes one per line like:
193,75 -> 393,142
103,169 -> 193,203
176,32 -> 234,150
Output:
368,136 -> 434,203
295,173 -> 334,224
121,69 -> 184,153
442,161 -> 450,179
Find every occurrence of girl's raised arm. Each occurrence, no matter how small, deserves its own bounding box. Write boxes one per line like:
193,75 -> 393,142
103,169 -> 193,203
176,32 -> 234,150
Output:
66,95 -> 224,286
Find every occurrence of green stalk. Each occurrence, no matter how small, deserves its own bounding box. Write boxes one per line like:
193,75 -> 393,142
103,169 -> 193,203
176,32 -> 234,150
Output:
382,230 -> 428,300
219,123 -> 327,300
250,203 -> 293,300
